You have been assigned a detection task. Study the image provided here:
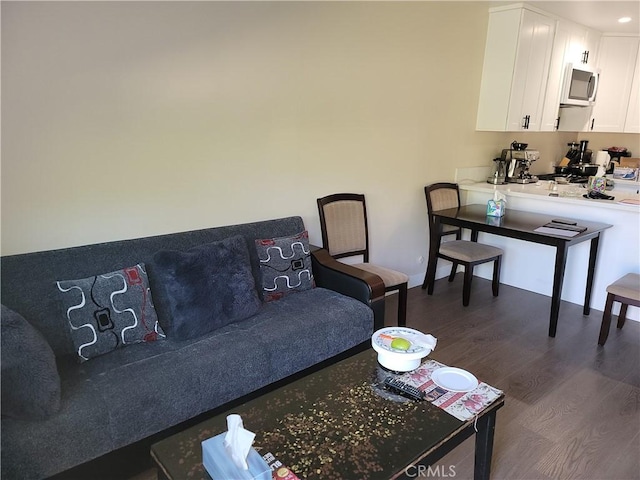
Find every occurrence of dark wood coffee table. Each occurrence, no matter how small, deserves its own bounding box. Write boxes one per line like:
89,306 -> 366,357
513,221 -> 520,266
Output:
151,349 -> 504,480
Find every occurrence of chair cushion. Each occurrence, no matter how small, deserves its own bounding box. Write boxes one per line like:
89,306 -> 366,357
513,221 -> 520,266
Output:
353,263 -> 408,287
606,273 -> 640,301
439,240 -> 503,263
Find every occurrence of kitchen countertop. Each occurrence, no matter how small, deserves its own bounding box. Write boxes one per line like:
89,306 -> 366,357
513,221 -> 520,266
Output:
459,180 -> 640,212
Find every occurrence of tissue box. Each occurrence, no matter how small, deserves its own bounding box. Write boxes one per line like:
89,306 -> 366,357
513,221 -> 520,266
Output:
486,199 -> 505,217
202,434 -> 271,480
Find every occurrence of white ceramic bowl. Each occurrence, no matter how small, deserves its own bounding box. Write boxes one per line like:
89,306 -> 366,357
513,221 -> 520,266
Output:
371,327 -> 434,372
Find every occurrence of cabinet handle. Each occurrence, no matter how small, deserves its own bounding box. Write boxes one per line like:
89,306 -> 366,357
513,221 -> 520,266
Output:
555,117 -> 560,130
585,51 -> 589,64
525,115 -> 530,129
591,118 -> 595,131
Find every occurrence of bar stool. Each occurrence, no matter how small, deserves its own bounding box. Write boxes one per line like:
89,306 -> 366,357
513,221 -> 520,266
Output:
598,273 -> 640,346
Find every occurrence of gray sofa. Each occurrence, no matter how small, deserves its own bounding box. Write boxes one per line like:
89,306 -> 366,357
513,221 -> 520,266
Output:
0,216 -> 385,480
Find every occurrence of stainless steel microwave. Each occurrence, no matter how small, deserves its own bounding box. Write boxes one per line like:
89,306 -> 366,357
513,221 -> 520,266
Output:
560,63 -> 599,107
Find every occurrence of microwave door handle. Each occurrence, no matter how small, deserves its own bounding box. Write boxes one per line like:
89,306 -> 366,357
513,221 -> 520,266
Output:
588,73 -> 599,100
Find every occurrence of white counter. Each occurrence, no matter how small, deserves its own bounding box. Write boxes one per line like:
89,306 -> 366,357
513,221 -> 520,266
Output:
457,181 -> 640,322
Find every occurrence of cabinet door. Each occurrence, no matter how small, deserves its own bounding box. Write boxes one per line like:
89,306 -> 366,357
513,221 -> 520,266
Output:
590,36 -> 639,132
624,43 -> 640,133
505,10 -> 556,131
540,20 -> 568,131
566,23 -> 600,67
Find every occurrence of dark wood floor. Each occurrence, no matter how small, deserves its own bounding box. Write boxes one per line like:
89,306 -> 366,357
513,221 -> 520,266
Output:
129,277 -> 639,480
389,277 -> 640,480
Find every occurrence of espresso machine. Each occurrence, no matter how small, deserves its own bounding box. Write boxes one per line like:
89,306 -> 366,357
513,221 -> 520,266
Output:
502,141 -> 540,184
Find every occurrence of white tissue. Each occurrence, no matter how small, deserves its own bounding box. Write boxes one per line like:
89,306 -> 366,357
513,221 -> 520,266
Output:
493,190 -> 507,203
414,333 -> 437,351
223,414 -> 255,470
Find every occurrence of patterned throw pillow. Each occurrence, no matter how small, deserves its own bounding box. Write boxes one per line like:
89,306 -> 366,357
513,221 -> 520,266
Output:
255,231 -> 314,302
57,263 -> 165,362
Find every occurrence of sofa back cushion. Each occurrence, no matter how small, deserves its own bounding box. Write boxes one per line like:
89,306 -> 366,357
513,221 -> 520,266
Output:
0,217 -> 305,356
149,235 -> 261,341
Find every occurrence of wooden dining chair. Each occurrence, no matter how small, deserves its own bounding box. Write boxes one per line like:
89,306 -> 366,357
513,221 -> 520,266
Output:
317,193 -> 409,327
598,273 -> 640,345
422,183 -> 503,306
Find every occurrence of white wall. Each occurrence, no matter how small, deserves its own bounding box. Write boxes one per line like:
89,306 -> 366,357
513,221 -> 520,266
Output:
1,1 -> 638,288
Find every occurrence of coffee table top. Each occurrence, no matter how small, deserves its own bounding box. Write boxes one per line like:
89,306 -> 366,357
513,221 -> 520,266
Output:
151,349 -> 503,480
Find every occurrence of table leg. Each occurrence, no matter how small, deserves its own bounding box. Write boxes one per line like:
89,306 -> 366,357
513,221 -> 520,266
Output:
583,235 -> 600,315
422,218 -> 442,294
549,243 -> 569,337
473,410 -> 498,480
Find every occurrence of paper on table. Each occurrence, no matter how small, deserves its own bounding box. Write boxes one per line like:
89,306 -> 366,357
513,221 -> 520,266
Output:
534,226 -> 580,237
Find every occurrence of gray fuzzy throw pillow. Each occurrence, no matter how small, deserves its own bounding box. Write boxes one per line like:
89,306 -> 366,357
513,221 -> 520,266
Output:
149,235 -> 262,341
1,304 -> 62,420
57,263 -> 165,362
255,230 -> 313,302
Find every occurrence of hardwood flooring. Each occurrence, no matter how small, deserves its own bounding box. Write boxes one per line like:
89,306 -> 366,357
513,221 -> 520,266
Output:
390,277 -> 640,480
127,277 -> 639,480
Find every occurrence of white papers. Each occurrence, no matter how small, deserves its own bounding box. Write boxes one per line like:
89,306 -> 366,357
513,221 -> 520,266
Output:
534,226 -> 580,237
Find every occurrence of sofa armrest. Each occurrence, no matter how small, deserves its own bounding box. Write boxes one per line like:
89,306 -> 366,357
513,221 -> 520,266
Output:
310,245 -> 385,330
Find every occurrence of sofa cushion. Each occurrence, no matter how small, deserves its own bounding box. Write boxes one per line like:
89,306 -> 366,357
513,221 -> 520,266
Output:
149,235 -> 262,341
255,230 -> 313,302
56,263 -> 165,362
0,304 -> 61,420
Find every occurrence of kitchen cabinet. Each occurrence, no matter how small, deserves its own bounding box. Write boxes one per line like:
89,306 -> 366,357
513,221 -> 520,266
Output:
588,36 -> 640,133
624,43 -> 640,133
565,21 -> 600,67
541,20 -> 601,131
476,5 -> 556,131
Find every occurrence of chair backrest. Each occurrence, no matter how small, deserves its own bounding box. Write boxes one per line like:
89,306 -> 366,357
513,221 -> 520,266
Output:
424,183 -> 461,230
317,193 -> 370,261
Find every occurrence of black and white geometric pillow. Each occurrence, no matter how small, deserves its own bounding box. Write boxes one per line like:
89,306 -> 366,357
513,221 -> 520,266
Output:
57,263 -> 165,362
255,231 -> 314,302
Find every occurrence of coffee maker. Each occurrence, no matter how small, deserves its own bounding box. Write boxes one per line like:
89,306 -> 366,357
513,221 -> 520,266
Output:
501,141 -> 540,184
487,157 -> 508,184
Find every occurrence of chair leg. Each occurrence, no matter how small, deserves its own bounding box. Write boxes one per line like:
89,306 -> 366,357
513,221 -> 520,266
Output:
598,293 -> 615,346
463,266 -> 474,307
617,303 -> 628,329
492,256 -> 502,297
448,262 -> 457,282
397,283 -> 408,328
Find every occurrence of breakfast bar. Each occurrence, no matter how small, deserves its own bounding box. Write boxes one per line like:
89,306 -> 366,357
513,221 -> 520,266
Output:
457,181 -> 639,323
426,205 -> 612,337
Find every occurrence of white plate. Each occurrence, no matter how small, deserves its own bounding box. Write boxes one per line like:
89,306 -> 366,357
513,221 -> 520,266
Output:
431,367 -> 479,392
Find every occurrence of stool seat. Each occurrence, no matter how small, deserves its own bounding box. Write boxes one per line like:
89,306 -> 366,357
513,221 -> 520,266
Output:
598,273 -> 640,346
606,273 -> 640,300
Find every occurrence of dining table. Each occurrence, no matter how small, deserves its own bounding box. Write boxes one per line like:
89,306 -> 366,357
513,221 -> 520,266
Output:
424,204 -> 613,337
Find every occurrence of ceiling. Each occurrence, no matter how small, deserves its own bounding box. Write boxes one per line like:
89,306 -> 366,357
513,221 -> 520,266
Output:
490,1 -> 640,34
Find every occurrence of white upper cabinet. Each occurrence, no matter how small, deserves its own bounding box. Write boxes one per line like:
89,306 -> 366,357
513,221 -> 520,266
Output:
623,43 -> 640,133
565,22 -> 600,67
540,20 -> 601,131
476,6 -> 556,131
589,36 -> 640,133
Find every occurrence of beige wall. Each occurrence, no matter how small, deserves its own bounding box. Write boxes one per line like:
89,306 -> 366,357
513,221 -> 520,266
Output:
1,1 -> 638,286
